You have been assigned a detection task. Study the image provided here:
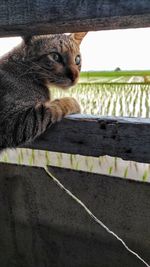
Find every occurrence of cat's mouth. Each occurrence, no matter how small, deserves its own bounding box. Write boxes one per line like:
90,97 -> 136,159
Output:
47,77 -> 79,89
58,79 -> 79,89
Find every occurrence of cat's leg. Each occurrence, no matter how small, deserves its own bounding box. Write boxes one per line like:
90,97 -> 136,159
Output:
0,97 -> 80,148
46,97 -> 81,123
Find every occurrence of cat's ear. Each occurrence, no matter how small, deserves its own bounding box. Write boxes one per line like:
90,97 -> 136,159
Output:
70,32 -> 87,45
22,35 -> 33,45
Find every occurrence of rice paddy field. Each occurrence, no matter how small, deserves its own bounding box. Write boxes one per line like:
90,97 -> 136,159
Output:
1,71 -> 150,182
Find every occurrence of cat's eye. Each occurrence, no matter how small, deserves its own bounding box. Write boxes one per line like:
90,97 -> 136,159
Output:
75,55 -> 81,65
50,52 -> 62,63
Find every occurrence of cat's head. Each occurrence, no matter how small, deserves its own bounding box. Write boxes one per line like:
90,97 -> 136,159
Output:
23,32 -> 87,89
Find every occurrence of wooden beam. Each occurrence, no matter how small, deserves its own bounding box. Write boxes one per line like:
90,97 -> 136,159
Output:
26,114 -> 150,164
0,0 -> 150,37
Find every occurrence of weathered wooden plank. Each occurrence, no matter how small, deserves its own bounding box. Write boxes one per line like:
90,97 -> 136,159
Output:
0,162 -> 149,267
0,0 -> 150,36
26,114 -> 150,163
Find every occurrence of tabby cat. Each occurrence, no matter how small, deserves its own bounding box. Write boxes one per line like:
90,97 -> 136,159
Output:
0,32 -> 87,150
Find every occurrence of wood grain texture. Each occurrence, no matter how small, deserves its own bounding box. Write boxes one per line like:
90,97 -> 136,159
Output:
0,163 -> 149,267
26,114 -> 150,163
0,0 -> 150,36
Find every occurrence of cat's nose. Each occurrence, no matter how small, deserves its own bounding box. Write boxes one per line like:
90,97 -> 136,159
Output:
66,68 -> 79,83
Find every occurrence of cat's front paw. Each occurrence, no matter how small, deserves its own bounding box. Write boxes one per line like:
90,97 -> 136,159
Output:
60,97 -> 81,114
48,97 -> 81,123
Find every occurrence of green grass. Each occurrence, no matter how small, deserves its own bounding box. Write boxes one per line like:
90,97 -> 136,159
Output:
79,71 -> 150,84
80,70 -> 150,78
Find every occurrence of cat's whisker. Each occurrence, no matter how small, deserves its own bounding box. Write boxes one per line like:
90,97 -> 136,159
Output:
30,61 -> 52,74
18,70 -> 53,81
11,60 -> 33,69
9,60 -> 50,78
17,68 -> 35,78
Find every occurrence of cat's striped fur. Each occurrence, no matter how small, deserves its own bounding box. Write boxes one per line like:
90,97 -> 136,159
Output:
0,32 -> 87,149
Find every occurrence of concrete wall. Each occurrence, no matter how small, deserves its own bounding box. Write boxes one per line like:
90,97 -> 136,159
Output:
0,163 -> 149,267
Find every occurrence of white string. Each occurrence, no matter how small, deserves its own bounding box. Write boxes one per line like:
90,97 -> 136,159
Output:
44,167 -> 150,267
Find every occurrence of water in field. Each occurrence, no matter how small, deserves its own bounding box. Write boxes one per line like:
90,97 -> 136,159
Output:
1,81 -> 150,182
